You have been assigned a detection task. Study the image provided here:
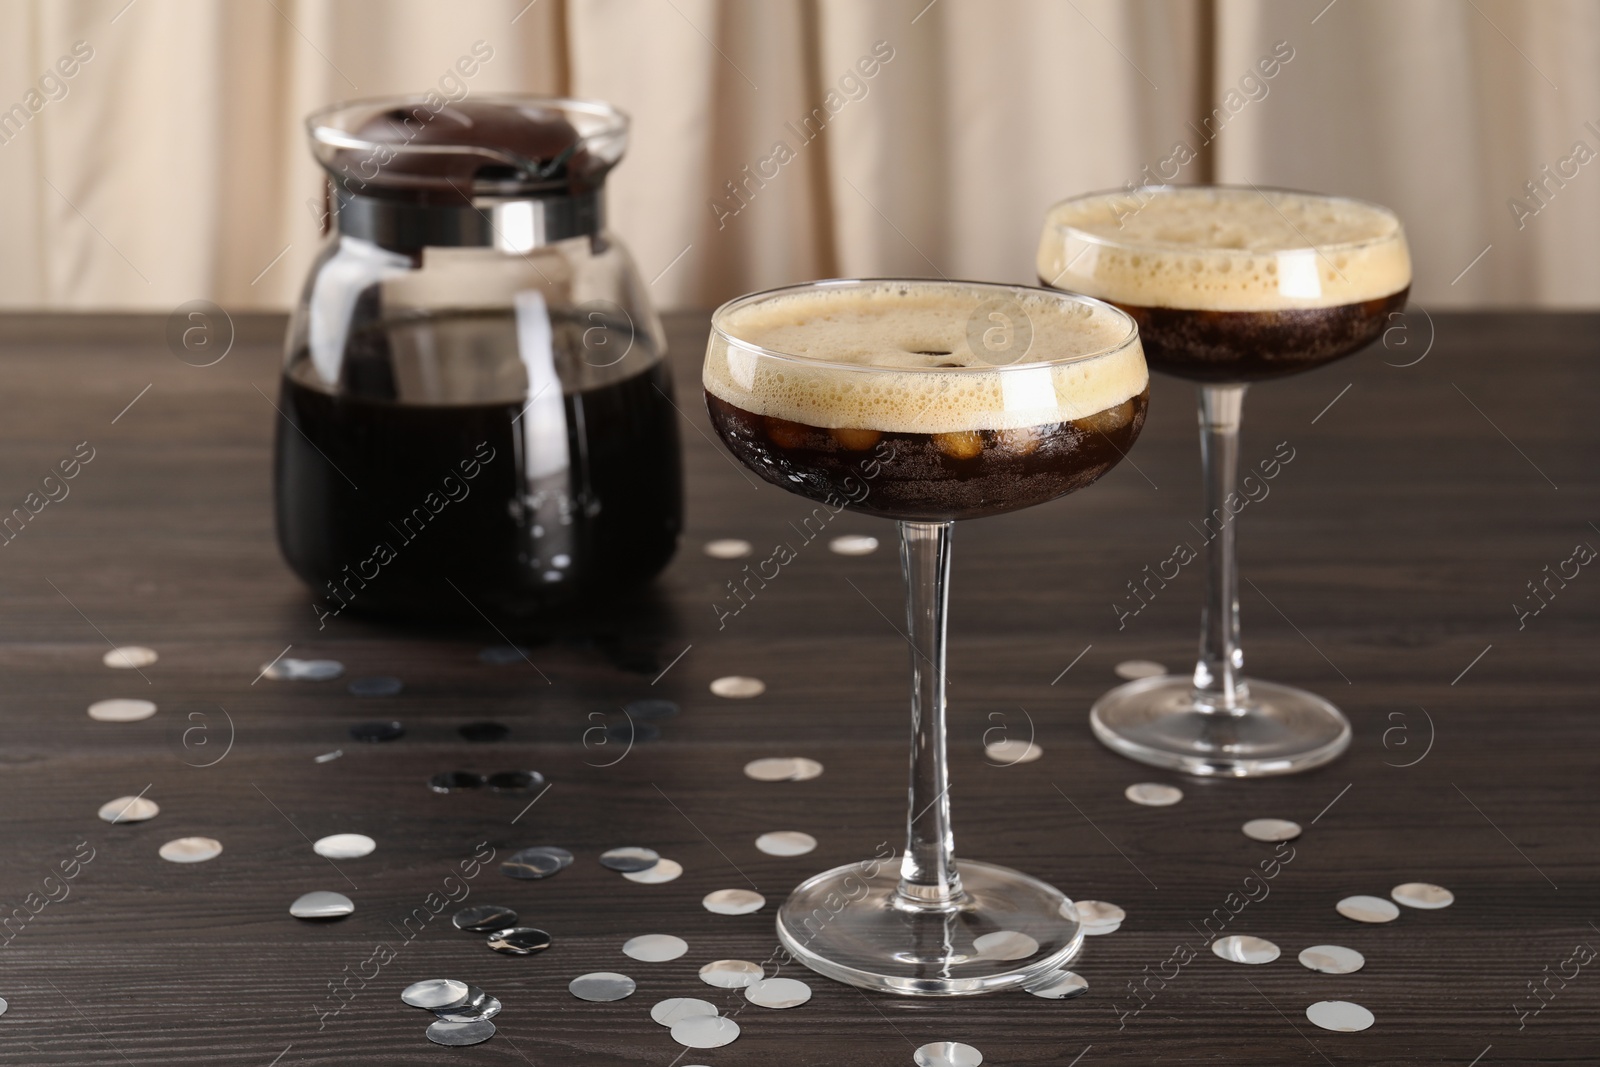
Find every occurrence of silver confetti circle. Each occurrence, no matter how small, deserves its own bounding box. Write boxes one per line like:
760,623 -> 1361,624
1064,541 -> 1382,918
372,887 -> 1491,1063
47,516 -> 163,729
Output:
698,959 -> 763,988
1084,920 -> 1121,936
1336,895 -> 1400,923
434,995 -> 501,1023
159,836 -> 222,863
0,997 -> 7,1017
624,858 -> 683,884
453,904 -> 518,932
1306,1000 -> 1375,1033
104,646 -> 157,669
788,757 -> 824,780
599,846 -> 660,872
1242,818 -> 1302,843
914,1041 -> 984,1067
984,739 -> 1043,764
1125,782 -> 1183,806
703,889 -> 766,915
1114,659 -> 1166,680
313,833 -> 375,859
486,927 -> 552,956
704,538 -> 753,559
1072,900 -> 1125,927
622,934 -> 687,962
1211,935 -> 1280,964
99,795 -> 159,823
1391,881 -> 1454,909
1026,970 -> 1089,999
743,756 -> 823,782
425,1019 -> 496,1046
972,930 -> 1039,961
828,534 -> 879,556
290,891 -> 354,920
651,997 -> 719,1026
671,1014 -> 740,1049
502,847 -> 568,880
569,972 -> 637,1002
745,977 -> 812,1008
88,698 -> 156,722
755,830 -> 816,857
264,658 -> 344,681
401,979 -> 470,1010
710,675 -> 765,699
1298,944 -> 1365,975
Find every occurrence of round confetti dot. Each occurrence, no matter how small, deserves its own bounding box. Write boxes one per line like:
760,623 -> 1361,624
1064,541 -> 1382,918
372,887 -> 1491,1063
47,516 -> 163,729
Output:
1026,970 -> 1089,999
1298,945 -> 1365,975
915,1041 -> 984,1067
787,757 -> 824,780
623,858 -> 683,884
501,847 -> 566,879
984,738 -> 1042,764
1071,900 -> 1125,927
1211,935 -> 1280,964
453,905 -> 518,932
348,675 -> 403,697
425,1019 -> 496,1046
264,658 -> 343,681
402,979 -> 469,1010
434,994 -> 501,1023
623,934 -> 687,962
600,846 -> 660,872
704,539 -> 752,559
745,976 -> 812,1008
703,889 -> 766,915
313,833 -> 375,859
1391,881 -> 1454,909
1336,895 -> 1400,923
430,771 -> 486,794
1306,1000 -> 1374,1033
159,836 -> 222,863
289,891 -> 354,920
1242,818 -> 1302,843
710,675 -> 765,699
1114,659 -> 1165,680
828,534 -> 879,556
569,972 -> 637,1002
973,930 -> 1039,961
104,646 -> 157,669
486,927 -> 552,955
698,959 -> 763,988
651,997 -> 719,1026
486,770 -> 545,793
755,830 -> 816,857
1125,782 -> 1183,806
98,795 -> 159,823
1083,920 -> 1121,936
88,699 -> 156,722
671,1014 -> 740,1049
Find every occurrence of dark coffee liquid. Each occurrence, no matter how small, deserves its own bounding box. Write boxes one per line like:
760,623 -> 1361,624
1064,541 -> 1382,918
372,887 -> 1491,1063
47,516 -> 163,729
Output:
1045,285 -> 1409,383
276,360 -> 681,620
705,389 -> 1148,522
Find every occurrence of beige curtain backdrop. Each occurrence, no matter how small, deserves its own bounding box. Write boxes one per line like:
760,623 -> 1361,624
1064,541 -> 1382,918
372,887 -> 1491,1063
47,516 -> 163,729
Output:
0,0 -> 1596,312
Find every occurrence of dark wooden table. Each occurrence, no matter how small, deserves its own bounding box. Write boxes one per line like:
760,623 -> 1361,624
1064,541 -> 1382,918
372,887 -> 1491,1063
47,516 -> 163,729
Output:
0,309 -> 1595,1066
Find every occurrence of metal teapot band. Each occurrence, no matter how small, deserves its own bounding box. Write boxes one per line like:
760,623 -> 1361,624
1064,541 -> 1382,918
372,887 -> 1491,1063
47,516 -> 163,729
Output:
335,190 -> 602,252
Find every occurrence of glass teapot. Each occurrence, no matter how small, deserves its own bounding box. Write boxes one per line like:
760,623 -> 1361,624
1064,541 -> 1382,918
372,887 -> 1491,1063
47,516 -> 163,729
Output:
275,95 -> 682,624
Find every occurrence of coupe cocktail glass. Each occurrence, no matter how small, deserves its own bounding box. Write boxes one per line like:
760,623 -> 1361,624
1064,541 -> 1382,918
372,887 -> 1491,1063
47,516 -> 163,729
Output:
1039,185 -> 1411,776
704,278 -> 1149,994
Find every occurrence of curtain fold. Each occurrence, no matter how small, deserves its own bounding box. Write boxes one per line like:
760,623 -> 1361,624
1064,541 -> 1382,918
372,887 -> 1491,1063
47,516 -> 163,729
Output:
0,0 -> 1594,311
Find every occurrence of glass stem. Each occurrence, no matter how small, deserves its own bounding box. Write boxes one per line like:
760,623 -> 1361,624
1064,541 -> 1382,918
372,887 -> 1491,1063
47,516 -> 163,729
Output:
1192,384 -> 1250,713
896,520 -> 964,909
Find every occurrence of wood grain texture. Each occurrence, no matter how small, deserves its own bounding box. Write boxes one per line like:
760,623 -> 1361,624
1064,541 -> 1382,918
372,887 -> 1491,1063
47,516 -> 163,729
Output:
0,310 -> 1594,1065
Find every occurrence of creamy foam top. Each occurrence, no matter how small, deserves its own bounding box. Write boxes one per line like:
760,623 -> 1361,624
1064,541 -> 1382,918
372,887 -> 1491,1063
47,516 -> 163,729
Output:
1039,187 -> 1411,312
704,282 -> 1147,434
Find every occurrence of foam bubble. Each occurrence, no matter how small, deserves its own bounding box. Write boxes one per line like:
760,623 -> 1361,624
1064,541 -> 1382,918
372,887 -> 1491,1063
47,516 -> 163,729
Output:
1039,187 -> 1411,312
704,281 -> 1147,434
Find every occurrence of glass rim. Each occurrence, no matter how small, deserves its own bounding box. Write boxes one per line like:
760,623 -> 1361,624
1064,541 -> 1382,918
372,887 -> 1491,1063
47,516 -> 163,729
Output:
1041,183 -> 1406,258
305,93 -> 629,158
708,277 -> 1141,374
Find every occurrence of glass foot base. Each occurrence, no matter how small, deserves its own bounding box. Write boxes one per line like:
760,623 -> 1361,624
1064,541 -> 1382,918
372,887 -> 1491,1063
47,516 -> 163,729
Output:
775,859 -> 1083,996
1090,674 -> 1351,777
